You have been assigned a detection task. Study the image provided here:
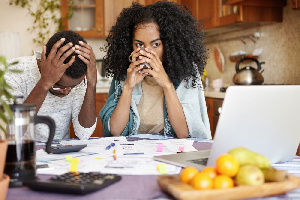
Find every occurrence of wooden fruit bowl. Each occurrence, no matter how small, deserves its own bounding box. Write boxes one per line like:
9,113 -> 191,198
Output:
157,174 -> 300,200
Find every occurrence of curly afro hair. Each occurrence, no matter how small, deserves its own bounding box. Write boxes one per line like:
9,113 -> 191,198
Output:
101,1 -> 208,87
46,30 -> 87,79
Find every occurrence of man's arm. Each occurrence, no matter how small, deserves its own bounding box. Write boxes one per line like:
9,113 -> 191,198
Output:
25,39 -> 75,112
75,41 -> 97,128
23,81 -> 51,112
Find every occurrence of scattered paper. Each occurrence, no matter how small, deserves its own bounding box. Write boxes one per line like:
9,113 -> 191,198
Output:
36,136 -> 198,175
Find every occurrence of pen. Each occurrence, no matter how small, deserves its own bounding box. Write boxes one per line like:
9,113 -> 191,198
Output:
106,143 -> 115,150
123,153 -> 144,155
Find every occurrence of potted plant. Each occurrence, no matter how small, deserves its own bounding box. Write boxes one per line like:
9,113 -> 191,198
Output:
0,56 -> 20,200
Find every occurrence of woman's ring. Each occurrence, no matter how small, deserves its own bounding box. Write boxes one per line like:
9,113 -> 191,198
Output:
128,55 -> 133,63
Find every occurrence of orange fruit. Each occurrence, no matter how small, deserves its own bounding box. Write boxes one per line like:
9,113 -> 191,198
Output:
191,172 -> 213,190
179,166 -> 199,184
201,166 -> 217,179
213,175 -> 234,189
216,154 -> 240,177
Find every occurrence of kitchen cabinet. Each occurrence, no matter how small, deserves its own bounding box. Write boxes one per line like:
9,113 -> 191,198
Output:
205,97 -> 214,138
61,0 -> 181,38
145,0 -> 179,5
61,0 -> 286,37
292,0 -> 300,9
103,0 -> 178,36
61,0 -> 142,38
70,93 -> 108,138
205,97 -> 224,139
103,0 -> 148,36
60,0 -> 105,38
179,0 -> 286,36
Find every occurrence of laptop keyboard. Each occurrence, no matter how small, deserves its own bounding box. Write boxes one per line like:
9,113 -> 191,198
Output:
187,158 -> 208,165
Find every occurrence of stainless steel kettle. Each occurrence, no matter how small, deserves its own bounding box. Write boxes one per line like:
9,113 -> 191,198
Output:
233,57 -> 265,85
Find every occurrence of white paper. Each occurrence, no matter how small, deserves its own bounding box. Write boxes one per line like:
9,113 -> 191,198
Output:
36,137 -> 198,175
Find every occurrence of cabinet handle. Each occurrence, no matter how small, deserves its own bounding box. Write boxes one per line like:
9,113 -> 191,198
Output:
218,107 -> 222,114
97,28 -> 102,32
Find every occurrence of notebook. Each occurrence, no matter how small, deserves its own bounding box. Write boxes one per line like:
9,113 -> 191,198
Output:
153,85 -> 300,170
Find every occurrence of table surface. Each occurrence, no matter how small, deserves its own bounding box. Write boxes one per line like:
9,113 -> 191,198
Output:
5,138 -> 300,200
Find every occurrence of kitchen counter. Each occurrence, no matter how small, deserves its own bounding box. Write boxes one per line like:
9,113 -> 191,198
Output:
204,87 -> 226,99
96,87 -> 109,94
96,78 -> 111,94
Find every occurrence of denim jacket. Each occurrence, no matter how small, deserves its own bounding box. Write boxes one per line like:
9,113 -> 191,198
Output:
100,77 -> 211,139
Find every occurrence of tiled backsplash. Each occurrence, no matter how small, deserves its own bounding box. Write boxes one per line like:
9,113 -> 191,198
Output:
204,1 -> 300,86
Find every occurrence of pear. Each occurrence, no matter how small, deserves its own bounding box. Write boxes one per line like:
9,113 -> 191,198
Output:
235,165 -> 265,186
262,167 -> 289,182
228,147 -> 271,169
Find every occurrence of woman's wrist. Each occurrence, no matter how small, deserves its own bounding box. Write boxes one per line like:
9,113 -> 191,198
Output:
162,82 -> 174,93
123,83 -> 134,94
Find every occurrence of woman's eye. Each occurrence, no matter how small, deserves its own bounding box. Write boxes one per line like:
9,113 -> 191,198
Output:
153,43 -> 160,48
136,43 -> 144,48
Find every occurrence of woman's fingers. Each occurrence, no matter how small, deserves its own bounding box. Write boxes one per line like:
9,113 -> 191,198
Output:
129,47 -> 141,63
144,48 -> 162,67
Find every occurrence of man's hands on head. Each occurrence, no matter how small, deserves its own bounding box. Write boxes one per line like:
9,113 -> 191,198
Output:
39,38 -> 76,90
75,41 -> 97,88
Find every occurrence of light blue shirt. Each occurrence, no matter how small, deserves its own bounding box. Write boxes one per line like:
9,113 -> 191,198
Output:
100,77 -> 211,139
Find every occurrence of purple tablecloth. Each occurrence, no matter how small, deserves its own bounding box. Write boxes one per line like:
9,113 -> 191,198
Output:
7,175 -> 168,200
6,140 -> 212,200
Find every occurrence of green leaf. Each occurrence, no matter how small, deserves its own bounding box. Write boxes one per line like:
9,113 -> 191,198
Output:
8,61 -> 19,66
0,125 -> 7,134
0,100 -> 13,121
0,56 -> 6,66
0,110 -> 9,124
9,69 -> 23,74
2,89 -> 14,100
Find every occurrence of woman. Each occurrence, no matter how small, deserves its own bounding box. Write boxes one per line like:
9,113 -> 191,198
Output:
100,1 -> 211,139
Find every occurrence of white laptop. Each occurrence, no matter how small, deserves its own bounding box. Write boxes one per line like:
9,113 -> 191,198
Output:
153,85 -> 300,170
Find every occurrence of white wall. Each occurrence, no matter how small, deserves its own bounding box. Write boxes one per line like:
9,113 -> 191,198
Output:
0,0 -> 41,57
0,0 -> 107,59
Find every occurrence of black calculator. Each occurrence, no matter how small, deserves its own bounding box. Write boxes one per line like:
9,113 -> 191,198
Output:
24,172 -> 122,195
47,144 -> 87,154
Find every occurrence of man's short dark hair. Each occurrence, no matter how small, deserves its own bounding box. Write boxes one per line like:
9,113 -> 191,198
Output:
46,30 -> 87,79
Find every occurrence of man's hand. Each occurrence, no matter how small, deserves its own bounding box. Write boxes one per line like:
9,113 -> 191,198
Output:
75,41 -> 97,87
39,38 -> 75,90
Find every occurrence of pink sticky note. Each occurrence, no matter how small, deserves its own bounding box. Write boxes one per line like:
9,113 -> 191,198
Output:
178,146 -> 185,152
156,144 -> 164,152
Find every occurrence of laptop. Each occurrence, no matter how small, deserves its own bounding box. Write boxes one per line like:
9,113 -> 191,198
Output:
153,85 -> 300,170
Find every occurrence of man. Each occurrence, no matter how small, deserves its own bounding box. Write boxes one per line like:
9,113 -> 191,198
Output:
5,30 -> 97,140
